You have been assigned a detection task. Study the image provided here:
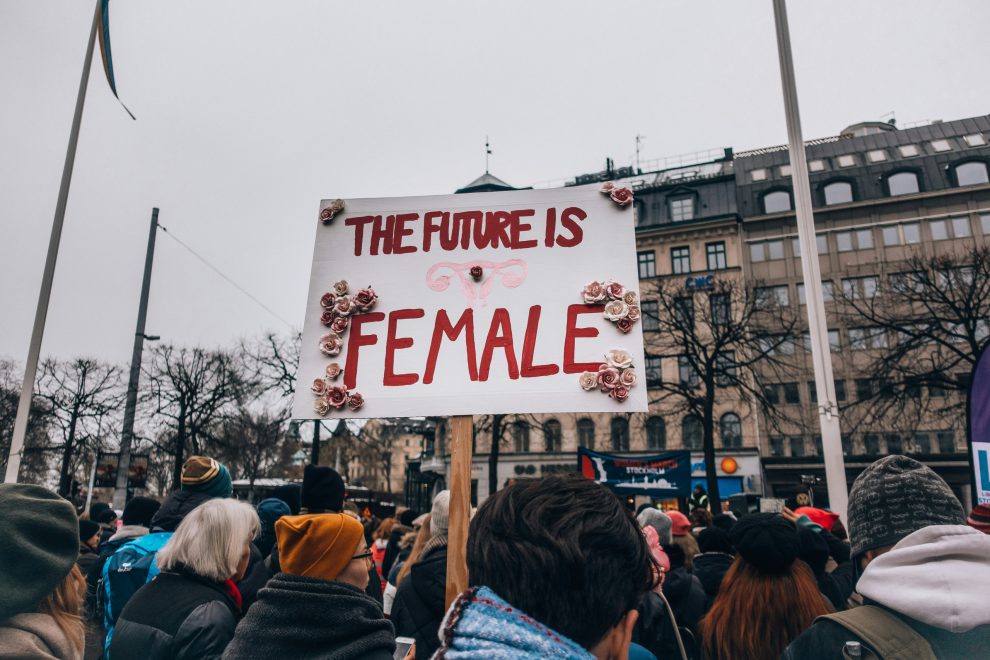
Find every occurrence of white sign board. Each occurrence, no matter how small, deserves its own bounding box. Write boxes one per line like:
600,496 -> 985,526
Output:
293,185 -> 648,419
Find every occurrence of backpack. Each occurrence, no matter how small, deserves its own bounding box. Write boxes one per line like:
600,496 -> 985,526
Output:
99,531 -> 172,654
820,605 -> 937,660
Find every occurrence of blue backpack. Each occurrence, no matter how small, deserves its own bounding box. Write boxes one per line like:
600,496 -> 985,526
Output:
99,531 -> 172,654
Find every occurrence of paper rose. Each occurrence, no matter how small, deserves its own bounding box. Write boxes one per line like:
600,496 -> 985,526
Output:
623,291 -> 639,306
606,349 -> 634,369
319,333 -> 343,356
352,287 -> 378,312
579,371 -> 599,391
334,296 -> 353,317
314,398 -> 330,415
320,309 -> 335,326
616,317 -> 635,333
610,385 -> 630,402
326,385 -> 349,409
311,378 -> 327,395
470,266 -> 483,281
606,282 -> 625,300
626,305 -> 641,322
599,182 -> 616,194
603,300 -> 630,321
619,368 -> 637,388
333,280 -> 349,296
325,363 -> 342,380
346,391 -> 364,411
330,316 -> 349,334
610,187 -> 633,207
582,281 -> 607,304
597,366 -> 620,391
320,199 -> 345,225
320,292 -> 337,309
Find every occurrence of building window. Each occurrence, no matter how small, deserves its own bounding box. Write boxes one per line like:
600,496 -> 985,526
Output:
670,196 -> 695,222
645,356 -> 662,388
577,418 -> 595,450
864,434 -> 881,455
682,415 -> 703,450
849,327 -> 888,350
817,234 -> 829,255
812,435 -> 823,456
954,161 -> 990,186
720,413 -> 742,448
930,216 -> 971,240
802,329 -> 841,352
779,165 -> 792,177
763,190 -> 792,214
837,154 -> 856,168
823,181 -> 854,205
715,351 -> 737,386
930,139 -> 952,152
886,433 -> 903,454
797,283 -> 806,305
937,432 -> 955,453
750,168 -> 768,182
783,382 -> 801,404
611,417 -> 630,451
883,223 -> 920,246
898,144 -> 920,157
543,419 -> 562,453
808,159 -> 826,172
855,378 -> 874,401
671,246 -> 691,274
512,421 -> 530,453
835,379 -> 846,401
646,417 -> 666,450
637,250 -> 656,278
834,229 -> 873,252
982,214 -> 990,235
750,240 -> 784,262
641,300 -> 659,332
710,293 -> 730,326
678,356 -> 700,388
789,436 -> 805,457
754,285 -> 789,308
706,242 -> 727,270
964,134 -> 987,147
912,432 -> 931,454
769,436 -> 785,457
842,276 -> 879,300
674,296 -> 694,328
867,149 -> 887,163
886,171 -> 920,196
841,434 -> 853,456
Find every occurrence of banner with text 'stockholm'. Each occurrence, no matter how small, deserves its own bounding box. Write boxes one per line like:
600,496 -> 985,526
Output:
292,185 -> 648,419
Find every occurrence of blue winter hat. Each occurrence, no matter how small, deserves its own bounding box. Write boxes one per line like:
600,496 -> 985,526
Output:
255,498 -> 291,556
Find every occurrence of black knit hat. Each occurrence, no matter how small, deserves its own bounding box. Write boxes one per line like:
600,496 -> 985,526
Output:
89,501 -> 111,520
848,455 -> 965,557
0,484 -> 79,621
79,519 -> 101,543
730,513 -> 799,574
697,526 -> 733,554
302,465 -> 345,513
122,496 -> 161,527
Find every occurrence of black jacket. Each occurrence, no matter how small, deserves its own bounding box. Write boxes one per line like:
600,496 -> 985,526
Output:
391,544 -> 447,660
223,573 -> 394,660
109,567 -> 240,660
663,566 -> 706,637
150,490 -> 215,533
690,552 -> 733,609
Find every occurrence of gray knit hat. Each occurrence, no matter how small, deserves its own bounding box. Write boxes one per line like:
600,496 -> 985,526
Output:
637,508 -> 673,546
430,490 -> 450,538
848,455 -> 965,557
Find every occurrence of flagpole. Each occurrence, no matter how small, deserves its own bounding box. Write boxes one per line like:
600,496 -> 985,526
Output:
3,0 -> 102,484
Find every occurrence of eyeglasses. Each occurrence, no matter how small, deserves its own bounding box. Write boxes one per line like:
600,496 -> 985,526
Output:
352,550 -> 373,561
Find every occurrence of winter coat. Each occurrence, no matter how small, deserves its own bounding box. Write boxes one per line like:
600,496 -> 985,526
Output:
0,612 -> 81,660
783,525 -> 990,659
662,565 -> 706,637
109,566 -> 241,660
690,552 -> 733,609
635,591 -> 696,660
76,544 -> 100,581
222,573 -> 394,660
391,540 -> 447,660
87,524 -> 151,616
436,586 -> 595,659
150,490 -> 215,533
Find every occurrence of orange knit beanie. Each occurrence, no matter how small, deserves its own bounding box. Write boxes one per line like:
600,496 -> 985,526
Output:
276,513 -> 364,581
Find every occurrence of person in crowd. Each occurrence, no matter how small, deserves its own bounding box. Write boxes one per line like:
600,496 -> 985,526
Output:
637,507 -> 673,548
699,513 -> 832,660
391,491 -> 449,659
254,498 -> 291,559
710,513 -> 736,535
435,474 -> 656,658
109,498 -> 259,660
269,483 -> 302,515
690,508 -> 713,535
90,502 -> 119,546
371,517 -> 396,589
795,525 -> 848,612
382,508 -> 419,578
783,455 -> 990,659
691,527 -> 734,609
0,484 -> 86,660
77,519 -> 102,577
689,485 -> 710,512
968,502 -> 990,534
385,516 -> 431,616
223,512 -> 395,659
667,510 -> 700,571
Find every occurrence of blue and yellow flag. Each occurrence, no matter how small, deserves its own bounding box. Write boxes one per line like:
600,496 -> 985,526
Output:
96,0 -> 135,119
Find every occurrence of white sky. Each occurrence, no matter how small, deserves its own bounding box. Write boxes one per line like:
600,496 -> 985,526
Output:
2,1 -> 988,365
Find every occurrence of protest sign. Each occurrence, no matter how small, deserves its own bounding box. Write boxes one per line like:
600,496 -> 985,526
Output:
968,343 -> 990,505
293,185 -> 647,419
578,447 -> 692,498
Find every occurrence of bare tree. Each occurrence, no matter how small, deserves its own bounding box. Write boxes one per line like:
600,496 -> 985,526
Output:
211,408 -> 287,496
35,358 -> 124,497
0,358 -> 55,484
646,278 -> 800,511
241,332 -> 300,404
837,247 -> 990,431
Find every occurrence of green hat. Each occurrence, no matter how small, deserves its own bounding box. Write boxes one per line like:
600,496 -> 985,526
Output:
181,455 -> 233,498
0,484 -> 79,621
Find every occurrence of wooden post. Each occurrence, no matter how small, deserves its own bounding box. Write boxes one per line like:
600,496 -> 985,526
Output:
445,415 -> 473,609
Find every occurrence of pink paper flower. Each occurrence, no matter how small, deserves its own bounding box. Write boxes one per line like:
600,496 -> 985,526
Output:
325,363 -> 342,379
579,371 -> 599,391
604,300 -> 630,321
605,349 -> 633,369
623,291 -> 639,306
582,281 -> 607,304
334,296 -> 353,317
320,292 -> 337,309
619,368 -> 637,388
610,187 -> 633,207
311,378 -> 327,395
598,366 -> 620,391
616,317 -> 635,333
626,305 -> 641,322
320,199 -> 345,225
333,280 -> 349,296
319,333 -> 343,356
610,385 -> 630,402
320,309 -> 335,326
470,266 -> 483,281
314,398 -> 330,415
346,391 -> 364,411
330,316 -> 349,334
327,386 -> 349,409
352,287 -> 378,312
600,182 -> 616,194
606,282 -> 626,300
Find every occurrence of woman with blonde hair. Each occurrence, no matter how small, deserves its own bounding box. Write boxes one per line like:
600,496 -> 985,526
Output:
110,498 -> 259,659
0,484 -> 86,659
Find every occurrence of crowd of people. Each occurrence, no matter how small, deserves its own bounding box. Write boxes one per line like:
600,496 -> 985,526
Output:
1,453 -> 988,659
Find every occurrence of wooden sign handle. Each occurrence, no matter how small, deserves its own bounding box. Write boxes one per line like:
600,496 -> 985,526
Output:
445,414 -> 473,609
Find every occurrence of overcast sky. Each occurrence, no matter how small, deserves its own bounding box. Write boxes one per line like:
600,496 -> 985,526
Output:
2,1 -> 988,367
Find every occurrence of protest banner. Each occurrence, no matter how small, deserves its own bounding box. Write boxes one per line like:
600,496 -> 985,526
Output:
578,447 -> 692,499
296,183 -> 645,605
968,343 -> 990,505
